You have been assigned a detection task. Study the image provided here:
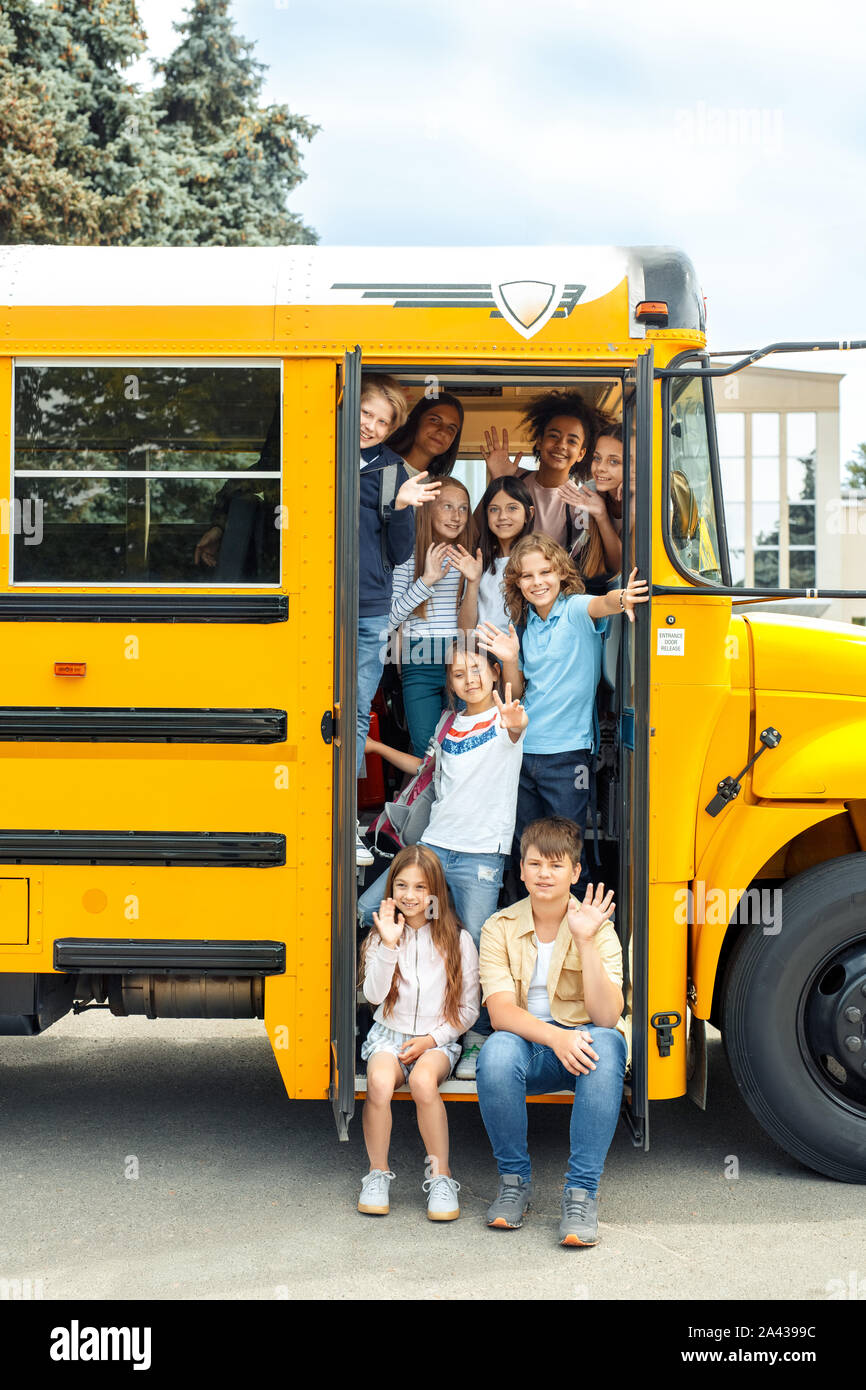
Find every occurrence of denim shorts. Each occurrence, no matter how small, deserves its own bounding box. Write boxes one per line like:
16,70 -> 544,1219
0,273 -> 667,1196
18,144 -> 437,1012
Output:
361,1021 -> 462,1084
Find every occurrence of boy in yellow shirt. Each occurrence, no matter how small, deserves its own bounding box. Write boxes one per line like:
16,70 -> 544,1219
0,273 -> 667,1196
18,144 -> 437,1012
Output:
477,816 -> 627,1246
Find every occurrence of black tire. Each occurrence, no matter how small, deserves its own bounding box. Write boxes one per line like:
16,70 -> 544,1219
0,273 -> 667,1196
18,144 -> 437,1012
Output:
722,852 -> 866,1182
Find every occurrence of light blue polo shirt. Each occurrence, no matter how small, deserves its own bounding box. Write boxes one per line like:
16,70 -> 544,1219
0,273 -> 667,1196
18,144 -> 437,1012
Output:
521,593 -> 607,754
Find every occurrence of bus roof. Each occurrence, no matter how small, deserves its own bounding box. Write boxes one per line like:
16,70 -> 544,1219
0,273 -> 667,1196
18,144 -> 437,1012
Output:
0,244 -> 705,354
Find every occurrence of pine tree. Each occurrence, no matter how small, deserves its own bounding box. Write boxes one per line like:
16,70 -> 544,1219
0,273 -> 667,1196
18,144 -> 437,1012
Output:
0,1 -> 102,242
845,443 -> 866,492
152,0 -> 318,245
47,0 -> 157,243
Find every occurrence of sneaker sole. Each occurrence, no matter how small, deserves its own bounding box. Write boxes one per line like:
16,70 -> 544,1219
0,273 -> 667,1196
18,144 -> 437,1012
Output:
358,1203 -> 389,1215
559,1232 -> 598,1247
427,1209 -> 460,1222
487,1209 -> 529,1229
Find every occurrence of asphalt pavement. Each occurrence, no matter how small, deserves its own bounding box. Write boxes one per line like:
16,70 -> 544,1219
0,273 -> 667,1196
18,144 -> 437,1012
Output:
1,1011 -> 863,1301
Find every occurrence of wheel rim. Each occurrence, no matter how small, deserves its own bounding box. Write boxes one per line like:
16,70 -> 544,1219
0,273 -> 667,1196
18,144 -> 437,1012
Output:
799,937 -> 866,1116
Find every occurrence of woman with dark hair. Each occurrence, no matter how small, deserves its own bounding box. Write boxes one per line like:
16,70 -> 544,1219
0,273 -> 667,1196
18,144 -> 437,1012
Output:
387,393 -> 465,478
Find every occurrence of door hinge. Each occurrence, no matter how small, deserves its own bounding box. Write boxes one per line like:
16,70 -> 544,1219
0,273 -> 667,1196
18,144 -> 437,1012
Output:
321,707 -> 338,744
651,1010 -> 683,1058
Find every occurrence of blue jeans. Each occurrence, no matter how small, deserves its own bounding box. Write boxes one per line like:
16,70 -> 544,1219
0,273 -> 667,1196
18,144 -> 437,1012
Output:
357,614 -> 388,777
476,1023 -> 627,1191
358,842 -> 505,1035
513,748 -> 592,892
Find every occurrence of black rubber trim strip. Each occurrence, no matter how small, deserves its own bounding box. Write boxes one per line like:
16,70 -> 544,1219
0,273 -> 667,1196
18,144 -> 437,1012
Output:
53,938 -> 286,975
0,708 -> 287,743
0,832 -> 285,866
0,595 -> 287,623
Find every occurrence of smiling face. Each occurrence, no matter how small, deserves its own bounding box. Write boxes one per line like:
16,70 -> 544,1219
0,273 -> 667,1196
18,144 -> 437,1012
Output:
537,415 -> 587,475
390,862 -> 432,928
448,649 -> 498,709
515,547 -> 563,617
520,845 -> 580,903
431,483 -> 470,540
414,402 -> 461,461
359,390 -> 396,449
591,435 -> 624,494
487,489 -> 531,550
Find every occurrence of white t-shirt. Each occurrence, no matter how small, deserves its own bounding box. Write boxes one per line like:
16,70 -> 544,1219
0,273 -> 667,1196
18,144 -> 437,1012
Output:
527,935 -> 556,1022
424,704 -> 525,855
478,556 -> 511,632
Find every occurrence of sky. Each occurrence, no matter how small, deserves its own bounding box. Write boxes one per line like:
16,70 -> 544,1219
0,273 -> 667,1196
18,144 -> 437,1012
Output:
131,0 -> 866,479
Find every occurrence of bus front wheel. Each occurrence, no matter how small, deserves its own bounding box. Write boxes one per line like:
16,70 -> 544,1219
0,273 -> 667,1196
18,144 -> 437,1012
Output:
722,853 -> 866,1183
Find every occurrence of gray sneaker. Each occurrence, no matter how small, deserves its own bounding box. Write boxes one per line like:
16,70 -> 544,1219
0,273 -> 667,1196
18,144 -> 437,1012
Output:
486,1174 -> 532,1229
559,1187 -> 599,1246
358,1169 -> 395,1215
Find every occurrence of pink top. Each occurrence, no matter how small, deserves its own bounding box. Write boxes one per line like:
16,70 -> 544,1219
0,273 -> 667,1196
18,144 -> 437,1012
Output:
519,470 -> 588,551
362,923 -> 480,1045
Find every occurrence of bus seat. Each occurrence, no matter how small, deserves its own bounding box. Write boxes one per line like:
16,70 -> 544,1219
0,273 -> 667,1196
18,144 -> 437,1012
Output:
670,468 -> 699,543
215,490 -> 264,581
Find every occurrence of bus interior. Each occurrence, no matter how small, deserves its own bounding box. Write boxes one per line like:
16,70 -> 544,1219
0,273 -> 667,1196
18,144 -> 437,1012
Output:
351,367 -> 639,1103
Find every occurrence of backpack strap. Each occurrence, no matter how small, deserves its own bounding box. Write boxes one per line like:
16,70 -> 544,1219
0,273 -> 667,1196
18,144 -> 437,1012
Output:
564,504 -> 575,553
378,463 -> 401,575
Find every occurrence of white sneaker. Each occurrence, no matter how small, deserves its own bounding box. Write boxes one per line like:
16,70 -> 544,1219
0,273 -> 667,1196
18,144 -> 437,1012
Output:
356,823 -> 374,867
455,1030 -> 486,1080
423,1174 -> 460,1221
358,1169 -> 395,1215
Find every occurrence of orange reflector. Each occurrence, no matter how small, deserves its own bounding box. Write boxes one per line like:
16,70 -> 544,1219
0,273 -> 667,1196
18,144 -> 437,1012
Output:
635,300 -> 669,323
54,662 -> 86,677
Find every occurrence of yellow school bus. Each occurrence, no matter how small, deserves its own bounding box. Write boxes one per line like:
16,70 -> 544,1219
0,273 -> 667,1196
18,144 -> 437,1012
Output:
1,244 -> 865,1181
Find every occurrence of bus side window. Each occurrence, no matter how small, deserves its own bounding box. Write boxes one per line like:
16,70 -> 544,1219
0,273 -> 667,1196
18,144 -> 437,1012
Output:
12,365 -> 281,586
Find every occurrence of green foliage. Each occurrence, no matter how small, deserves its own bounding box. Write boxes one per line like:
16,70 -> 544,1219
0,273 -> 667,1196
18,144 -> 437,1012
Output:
152,0 -> 318,245
845,443 -> 866,492
0,0 -> 317,245
0,1 -> 103,240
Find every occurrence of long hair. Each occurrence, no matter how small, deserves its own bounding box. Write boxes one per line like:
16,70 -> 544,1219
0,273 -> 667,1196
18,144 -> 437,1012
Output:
477,474 -> 535,574
387,393 -> 465,477
359,845 -> 467,1030
503,533 -> 585,626
577,415 -> 624,579
410,476 -> 475,621
520,389 -> 599,482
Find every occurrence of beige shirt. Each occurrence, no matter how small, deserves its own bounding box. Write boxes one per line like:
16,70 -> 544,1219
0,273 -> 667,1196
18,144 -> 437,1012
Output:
479,894 -> 627,1040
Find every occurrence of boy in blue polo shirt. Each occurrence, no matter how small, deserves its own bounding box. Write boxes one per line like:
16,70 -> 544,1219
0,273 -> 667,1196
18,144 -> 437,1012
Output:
476,534 -> 648,889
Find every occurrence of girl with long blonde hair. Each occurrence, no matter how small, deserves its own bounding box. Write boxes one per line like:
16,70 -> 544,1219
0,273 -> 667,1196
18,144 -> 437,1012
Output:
358,845 -> 480,1222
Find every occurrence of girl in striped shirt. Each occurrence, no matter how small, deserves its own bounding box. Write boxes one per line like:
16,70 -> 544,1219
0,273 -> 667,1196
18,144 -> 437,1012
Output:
389,477 -> 476,757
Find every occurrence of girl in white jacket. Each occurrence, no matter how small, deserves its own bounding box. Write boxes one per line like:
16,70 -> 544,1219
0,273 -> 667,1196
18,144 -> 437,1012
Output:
358,844 -> 480,1222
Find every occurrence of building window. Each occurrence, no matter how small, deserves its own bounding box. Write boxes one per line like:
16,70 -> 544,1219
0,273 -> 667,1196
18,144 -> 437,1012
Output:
715,409 -> 817,589
786,413 -> 817,589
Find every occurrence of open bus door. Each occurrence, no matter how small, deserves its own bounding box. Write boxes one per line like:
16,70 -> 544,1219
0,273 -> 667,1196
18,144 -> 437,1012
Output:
330,348 -> 361,1139
619,347 -> 653,1149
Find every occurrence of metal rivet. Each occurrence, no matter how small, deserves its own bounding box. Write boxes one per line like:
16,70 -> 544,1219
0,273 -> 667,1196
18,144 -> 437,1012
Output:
844,1035 -> 862,1053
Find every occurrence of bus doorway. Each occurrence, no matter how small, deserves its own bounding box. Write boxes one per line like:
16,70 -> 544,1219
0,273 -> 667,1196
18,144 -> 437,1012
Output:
332,359 -> 651,1138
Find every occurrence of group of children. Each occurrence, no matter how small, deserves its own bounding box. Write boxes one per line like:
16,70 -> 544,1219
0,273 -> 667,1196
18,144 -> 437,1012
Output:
353,373 -> 647,1246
